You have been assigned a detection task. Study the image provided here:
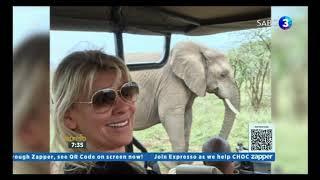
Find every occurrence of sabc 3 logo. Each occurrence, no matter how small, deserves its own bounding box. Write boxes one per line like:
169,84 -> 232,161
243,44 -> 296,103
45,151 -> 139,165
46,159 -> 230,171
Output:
279,16 -> 292,30
257,16 -> 292,30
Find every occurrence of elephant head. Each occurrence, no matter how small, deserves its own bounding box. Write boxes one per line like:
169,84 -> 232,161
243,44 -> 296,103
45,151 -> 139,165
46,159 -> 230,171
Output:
170,41 -> 240,139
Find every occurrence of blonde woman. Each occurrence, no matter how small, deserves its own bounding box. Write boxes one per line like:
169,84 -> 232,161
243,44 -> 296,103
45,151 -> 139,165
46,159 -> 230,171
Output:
51,50 -> 145,174
13,34 -> 50,174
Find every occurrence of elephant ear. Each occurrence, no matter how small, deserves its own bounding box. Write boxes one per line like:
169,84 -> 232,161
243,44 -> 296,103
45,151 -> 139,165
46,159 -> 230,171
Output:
170,45 -> 206,97
201,48 -> 226,64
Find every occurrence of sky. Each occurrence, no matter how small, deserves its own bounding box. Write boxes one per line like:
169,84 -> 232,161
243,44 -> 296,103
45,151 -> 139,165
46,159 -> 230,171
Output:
13,6 -> 49,50
13,6 -> 307,70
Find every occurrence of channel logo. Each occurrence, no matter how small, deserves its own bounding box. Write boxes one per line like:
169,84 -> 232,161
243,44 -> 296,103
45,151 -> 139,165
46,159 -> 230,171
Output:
278,16 -> 293,30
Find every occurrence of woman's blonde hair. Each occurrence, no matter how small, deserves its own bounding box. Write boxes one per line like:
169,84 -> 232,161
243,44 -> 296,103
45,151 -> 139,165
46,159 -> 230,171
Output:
51,50 -> 131,173
13,34 -> 50,174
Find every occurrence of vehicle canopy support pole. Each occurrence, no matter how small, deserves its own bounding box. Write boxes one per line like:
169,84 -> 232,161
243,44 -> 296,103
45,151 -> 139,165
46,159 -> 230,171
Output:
114,32 -> 124,61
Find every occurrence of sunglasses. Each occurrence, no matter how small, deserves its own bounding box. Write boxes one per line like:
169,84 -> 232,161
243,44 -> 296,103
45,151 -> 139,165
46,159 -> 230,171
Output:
74,81 -> 139,113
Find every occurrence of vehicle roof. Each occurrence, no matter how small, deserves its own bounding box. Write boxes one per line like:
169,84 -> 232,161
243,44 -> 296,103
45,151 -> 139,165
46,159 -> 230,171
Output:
51,6 -> 271,35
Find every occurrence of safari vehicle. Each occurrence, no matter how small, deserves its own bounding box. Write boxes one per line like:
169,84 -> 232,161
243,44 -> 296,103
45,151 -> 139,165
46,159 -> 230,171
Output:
50,6 -> 271,174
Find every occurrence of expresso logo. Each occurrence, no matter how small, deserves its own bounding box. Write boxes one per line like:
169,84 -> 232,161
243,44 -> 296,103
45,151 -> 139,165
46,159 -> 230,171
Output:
65,135 -> 87,149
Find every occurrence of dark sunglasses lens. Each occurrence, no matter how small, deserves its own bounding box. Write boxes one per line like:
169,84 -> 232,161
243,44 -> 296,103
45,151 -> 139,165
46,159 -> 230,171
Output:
92,90 -> 116,112
120,82 -> 139,102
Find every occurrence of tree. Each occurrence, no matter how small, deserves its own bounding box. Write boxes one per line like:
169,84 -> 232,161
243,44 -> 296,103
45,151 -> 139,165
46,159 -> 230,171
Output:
228,28 -> 271,111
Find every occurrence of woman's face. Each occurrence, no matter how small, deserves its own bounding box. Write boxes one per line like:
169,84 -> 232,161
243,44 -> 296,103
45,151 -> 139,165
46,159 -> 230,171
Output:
65,70 -> 136,152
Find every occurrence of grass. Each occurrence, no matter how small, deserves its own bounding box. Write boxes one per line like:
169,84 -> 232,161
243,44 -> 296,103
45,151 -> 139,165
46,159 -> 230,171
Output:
134,94 -> 272,151
133,81 -> 308,174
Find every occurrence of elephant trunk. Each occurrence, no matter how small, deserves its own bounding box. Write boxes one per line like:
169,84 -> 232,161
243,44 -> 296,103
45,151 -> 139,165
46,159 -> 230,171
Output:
219,84 -> 240,140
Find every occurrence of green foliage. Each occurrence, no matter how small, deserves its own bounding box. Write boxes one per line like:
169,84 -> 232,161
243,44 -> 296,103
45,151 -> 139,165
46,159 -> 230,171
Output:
228,28 -> 271,111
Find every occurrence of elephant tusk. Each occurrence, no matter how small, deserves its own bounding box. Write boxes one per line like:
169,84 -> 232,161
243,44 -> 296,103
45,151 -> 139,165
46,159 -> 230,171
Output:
224,98 -> 240,115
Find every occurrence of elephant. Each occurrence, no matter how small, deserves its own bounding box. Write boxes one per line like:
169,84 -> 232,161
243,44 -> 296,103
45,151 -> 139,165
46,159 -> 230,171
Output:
131,41 -> 240,155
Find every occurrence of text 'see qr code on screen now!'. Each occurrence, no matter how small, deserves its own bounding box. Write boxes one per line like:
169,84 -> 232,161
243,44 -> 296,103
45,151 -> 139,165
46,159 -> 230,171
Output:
249,123 -> 275,152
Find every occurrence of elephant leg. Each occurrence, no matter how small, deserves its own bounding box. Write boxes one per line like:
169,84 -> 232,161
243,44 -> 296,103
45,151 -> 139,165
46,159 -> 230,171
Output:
184,107 -> 192,152
158,86 -> 190,152
159,108 -> 188,169
157,80 -> 192,169
162,112 -> 187,152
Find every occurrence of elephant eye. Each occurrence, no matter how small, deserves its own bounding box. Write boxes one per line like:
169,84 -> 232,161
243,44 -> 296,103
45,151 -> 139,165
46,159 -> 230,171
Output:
220,71 -> 228,78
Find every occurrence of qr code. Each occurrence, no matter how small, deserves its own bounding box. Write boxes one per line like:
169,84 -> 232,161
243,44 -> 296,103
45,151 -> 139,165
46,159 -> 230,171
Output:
249,123 -> 275,152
